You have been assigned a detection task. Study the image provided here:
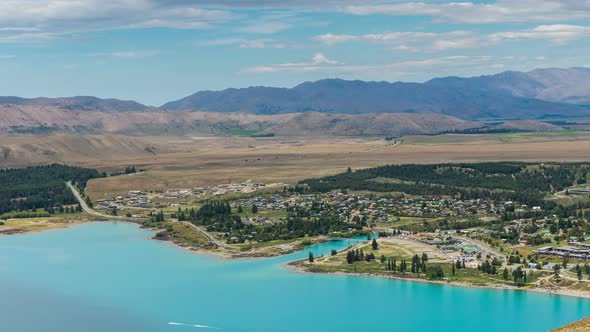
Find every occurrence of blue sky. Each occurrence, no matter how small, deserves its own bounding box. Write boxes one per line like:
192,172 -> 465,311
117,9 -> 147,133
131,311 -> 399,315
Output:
0,0 -> 589,105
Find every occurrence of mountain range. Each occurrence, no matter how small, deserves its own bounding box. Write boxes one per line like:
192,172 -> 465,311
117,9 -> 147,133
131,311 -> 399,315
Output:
161,67 -> 590,120
1,67 -> 590,136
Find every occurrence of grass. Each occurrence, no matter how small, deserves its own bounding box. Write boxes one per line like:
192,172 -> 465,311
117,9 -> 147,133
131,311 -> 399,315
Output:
229,129 -> 260,137
152,221 -> 216,250
0,214 -> 88,234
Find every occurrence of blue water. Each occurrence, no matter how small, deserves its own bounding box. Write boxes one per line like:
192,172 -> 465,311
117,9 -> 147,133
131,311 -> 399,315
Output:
0,223 -> 588,332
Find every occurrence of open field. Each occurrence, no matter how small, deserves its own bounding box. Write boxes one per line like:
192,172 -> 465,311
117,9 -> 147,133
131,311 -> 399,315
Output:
4,132 -> 590,198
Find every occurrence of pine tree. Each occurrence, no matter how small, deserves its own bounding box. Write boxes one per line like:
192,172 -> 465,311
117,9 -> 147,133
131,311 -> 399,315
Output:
372,239 -> 378,250
452,261 -> 456,276
308,251 -> 314,263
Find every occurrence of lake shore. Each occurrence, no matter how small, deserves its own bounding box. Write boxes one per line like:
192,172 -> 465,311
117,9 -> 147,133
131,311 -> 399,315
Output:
287,260 -> 590,300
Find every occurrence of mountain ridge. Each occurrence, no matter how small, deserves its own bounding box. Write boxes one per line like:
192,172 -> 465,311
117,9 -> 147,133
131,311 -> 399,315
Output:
1,67 -> 590,120
161,67 -> 590,120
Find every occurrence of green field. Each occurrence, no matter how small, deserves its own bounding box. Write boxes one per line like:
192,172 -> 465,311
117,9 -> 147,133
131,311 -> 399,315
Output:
229,129 -> 260,137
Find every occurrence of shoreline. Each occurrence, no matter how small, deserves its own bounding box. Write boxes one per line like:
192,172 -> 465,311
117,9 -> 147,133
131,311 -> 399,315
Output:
286,261 -> 590,300
3,220 -> 590,300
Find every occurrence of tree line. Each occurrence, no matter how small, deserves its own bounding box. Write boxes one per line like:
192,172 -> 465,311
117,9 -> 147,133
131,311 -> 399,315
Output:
0,164 -> 102,216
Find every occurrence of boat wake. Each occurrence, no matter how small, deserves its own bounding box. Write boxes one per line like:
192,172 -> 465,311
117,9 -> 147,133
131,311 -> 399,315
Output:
168,322 -> 220,329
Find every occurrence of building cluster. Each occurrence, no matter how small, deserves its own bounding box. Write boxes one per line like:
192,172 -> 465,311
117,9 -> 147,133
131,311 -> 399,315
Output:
534,241 -> 590,260
235,191 -> 537,224
96,191 -> 151,210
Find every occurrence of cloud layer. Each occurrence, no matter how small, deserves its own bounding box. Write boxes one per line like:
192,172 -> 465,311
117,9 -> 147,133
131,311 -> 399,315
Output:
315,24 -> 590,52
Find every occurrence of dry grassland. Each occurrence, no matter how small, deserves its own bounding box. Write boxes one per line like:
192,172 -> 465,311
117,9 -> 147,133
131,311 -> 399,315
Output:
3,132 -> 590,199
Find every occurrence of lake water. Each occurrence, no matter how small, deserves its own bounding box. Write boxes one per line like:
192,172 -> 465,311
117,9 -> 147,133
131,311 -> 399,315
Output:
0,222 -> 588,332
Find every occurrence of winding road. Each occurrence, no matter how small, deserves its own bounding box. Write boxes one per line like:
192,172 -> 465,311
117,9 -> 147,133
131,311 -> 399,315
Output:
67,181 -> 230,249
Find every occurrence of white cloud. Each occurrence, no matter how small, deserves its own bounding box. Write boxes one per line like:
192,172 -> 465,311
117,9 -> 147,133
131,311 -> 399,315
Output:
312,53 -> 338,65
204,38 -> 289,49
314,25 -> 590,52
0,1 -> 231,42
0,54 -> 16,59
237,22 -> 292,34
241,54 -> 549,78
490,25 -> 590,43
343,1 -> 590,24
87,51 -> 161,58
242,53 -> 340,73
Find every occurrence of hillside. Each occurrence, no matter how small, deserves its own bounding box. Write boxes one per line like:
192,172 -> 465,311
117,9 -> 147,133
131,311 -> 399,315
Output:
0,105 -> 478,137
162,68 -> 590,120
0,96 -> 149,112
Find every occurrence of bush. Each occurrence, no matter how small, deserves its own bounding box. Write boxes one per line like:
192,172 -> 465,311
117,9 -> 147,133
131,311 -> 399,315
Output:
301,237 -> 312,245
426,265 -> 444,280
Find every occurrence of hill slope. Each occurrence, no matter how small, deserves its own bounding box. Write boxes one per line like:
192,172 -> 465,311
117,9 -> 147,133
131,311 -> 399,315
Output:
0,105 -> 478,137
0,96 -> 149,112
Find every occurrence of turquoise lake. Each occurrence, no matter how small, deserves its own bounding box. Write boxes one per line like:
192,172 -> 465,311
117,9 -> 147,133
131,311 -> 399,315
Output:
0,222 -> 589,332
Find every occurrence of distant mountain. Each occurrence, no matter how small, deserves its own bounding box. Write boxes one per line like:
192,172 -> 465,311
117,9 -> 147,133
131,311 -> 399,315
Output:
162,68 -> 590,120
0,96 -> 149,112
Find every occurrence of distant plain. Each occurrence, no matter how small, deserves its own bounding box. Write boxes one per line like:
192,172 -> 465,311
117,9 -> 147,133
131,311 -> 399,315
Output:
3,131 -> 590,199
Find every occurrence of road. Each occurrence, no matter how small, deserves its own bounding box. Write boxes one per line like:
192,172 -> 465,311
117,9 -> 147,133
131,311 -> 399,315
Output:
456,236 -> 506,261
66,181 -> 137,221
178,221 -> 234,249
68,181 -> 233,249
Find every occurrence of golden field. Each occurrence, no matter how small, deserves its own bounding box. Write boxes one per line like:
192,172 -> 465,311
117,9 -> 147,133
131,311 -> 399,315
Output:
2,131 -> 590,199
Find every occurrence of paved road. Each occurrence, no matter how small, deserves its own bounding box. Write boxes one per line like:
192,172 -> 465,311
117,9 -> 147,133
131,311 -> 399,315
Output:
68,181 -> 233,248
66,182 -> 137,221
178,221 -> 234,249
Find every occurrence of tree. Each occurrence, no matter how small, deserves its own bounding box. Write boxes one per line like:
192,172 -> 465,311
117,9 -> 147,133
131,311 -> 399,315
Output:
85,196 -> 93,208
367,233 -> 372,241
456,259 -> 462,270
237,205 -> 243,213
553,264 -> 561,280
308,251 -> 314,263
512,266 -> 525,286
380,254 -> 386,263
372,239 -> 379,250
578,266 -> 583,281
452,261 -> 456,276
331,249 -> 338,256
346,251 -> 354,264
503,268 -> 509,281
426,265 -> 444,280
111,207 -> 118,216
562,257 -> 569,269
251,205 -> 258,214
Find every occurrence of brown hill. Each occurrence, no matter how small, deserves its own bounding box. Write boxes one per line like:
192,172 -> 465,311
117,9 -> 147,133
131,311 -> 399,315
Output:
0,105 -> 478,137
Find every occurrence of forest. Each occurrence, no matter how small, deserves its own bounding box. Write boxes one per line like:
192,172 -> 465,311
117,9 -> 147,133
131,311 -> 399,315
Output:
0,164 -> 102,215
300,162 -> 590,206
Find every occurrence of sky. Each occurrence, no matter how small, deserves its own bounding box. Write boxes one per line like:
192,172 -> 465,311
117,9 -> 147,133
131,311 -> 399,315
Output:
0,0 -> 590,106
